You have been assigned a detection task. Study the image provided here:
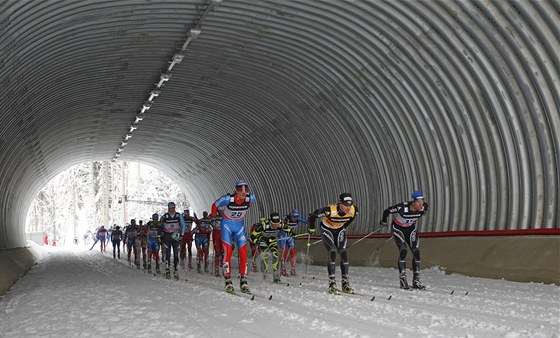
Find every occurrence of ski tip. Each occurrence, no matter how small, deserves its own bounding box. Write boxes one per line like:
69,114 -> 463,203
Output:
465,291 -> 469,295
450,290 -> 455,295
251,295 -> 255,300
268,295 -> 272,300
387,295 -> 392,300
370,296 -> 375,301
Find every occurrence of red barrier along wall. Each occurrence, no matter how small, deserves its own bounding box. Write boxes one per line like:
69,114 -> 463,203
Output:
342,228 -> 560,239
296,228 -> 560,284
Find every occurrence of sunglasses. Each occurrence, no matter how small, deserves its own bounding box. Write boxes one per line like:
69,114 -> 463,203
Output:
236,186 -> 249,192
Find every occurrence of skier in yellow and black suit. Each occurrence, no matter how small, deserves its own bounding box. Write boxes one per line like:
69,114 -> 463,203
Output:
251,212 -> 283,283
308,193 -> 358,295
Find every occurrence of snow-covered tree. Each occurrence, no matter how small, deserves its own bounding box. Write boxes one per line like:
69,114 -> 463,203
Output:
26,161 -> 187,246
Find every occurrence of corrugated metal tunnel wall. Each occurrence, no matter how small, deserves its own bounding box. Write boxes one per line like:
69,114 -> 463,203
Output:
0,0 -> 558,250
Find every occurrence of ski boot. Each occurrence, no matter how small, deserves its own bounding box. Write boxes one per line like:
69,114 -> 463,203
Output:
156,265 -> 161,274
225,277 -> 234,294
281,267 -> 289,277
173,269 -> 179,281
273,274 -> 282,284
328,277 -> 340,295
240,277 -> 251,294
290,267 -> 298,276
214,267 -> 221,277
197,263 -> 202,274
412,274 -> 426,290
399,272 -> 410,290
204,263 -> 209,273
341,278 -> 355,294
147,265 -> 152,274
165,268 -> 171,279
188,259 -> 193,271
180,259 -> 185,269
143,262 -> 147,271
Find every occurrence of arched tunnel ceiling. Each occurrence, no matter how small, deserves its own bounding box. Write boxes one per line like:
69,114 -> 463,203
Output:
0,0 -> 558,249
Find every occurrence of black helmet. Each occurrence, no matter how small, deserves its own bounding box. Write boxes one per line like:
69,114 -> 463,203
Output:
270,212 -> 281,224
339,193 -> 353,206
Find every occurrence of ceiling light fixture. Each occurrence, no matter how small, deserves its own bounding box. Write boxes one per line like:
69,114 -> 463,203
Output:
113,1 -> 214,161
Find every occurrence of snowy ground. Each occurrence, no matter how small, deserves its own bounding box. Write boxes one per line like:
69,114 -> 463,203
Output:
0,246 -> 558,338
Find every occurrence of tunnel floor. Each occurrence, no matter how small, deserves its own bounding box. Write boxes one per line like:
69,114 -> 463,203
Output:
0,246 -> 557,337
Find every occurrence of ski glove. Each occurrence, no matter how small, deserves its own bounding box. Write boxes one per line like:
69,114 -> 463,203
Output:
379,221 -> 388,228
307,228 -> 316,234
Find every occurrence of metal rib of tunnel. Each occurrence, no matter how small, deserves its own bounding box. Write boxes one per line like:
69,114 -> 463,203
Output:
0,0 -> 558,249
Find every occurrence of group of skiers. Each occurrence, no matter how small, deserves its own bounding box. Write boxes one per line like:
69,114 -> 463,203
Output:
90,180 -> 429,295
208,180 -> 428,295
93,206 -> 218,279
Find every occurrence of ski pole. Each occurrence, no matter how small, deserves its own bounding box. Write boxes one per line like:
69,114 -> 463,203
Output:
304,233 -> 311,275
375,235 -> 393,252
347,226 -> 386,249
247,245 -> 259,277
276,233 -> 308,242
311,238 -> 323,246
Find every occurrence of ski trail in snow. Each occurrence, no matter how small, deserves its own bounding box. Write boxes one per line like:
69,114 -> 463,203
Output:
0,246 -> 558,338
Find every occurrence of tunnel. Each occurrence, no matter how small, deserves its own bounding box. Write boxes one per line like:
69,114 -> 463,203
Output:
1,0 -> 559,294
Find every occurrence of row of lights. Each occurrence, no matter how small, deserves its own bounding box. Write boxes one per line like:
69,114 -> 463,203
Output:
112,0 -> 222,161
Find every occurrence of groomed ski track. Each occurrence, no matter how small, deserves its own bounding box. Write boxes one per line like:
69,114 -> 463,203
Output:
0,247 -> 557,337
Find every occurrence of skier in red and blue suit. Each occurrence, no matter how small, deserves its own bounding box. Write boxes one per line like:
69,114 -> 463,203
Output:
97,226 -> 108,253
279,209 -> 308,276
211,180 -> 255,294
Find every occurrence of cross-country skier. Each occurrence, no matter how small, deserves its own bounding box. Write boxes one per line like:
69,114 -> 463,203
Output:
89,227 -> 100,250
379,191 -> 429,290
248,220 -> 261,273
195,211 -> 212,273
180,209 -> 197,270
111,226 -> 123,259
124,219 -> 139,267
146,213 -> 162,274
252,212 -> 283,283
106,225 -> 113,247
160,202 -> 186,280
137,220 -> 149,270
211,210 -> 223,277
308,193 -> 358,295
97,226 -> 108,253
211,180 -> 255,294
279,209 -> 308,276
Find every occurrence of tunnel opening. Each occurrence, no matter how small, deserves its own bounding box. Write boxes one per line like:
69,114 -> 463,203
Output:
25,161 -> 188,247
